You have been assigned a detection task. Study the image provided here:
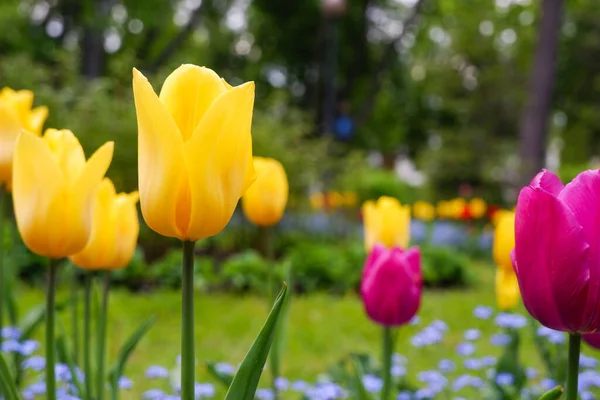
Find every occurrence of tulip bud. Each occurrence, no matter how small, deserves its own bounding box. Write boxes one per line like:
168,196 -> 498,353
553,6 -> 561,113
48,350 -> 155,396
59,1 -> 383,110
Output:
362,196 -> 410,251
132,65 -> 255,241
242,157 -> 288,227
360,244 -> 422,327
513,169 -> 600,333
0,87 -> 48,187
493,210 -> 515,270
12,129 -> 114,258
495,267 -> 520,311
70,178 -> 140,270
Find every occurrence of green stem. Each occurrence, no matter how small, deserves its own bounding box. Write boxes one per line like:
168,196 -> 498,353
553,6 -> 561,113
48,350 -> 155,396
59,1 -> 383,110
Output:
71,268 -> 79,365
566,333 -> 581,400
181,240 -> 196,400
262,227 -> 280,399
381,327 -> 394,400
84,272 -> 93,400
97,271 -> 110,400
0,188 -> 5,335
46,259 -> 59,400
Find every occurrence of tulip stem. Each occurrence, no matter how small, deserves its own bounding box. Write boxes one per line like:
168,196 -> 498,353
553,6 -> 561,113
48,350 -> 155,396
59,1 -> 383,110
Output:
97,271 -> 111,400
181,240 -> 196,400
261,227 -> 280,399
566,333 -> 581,400
381,327 -> 394,400
46,258 -> 59,400
71,267 -> 79,365
84,272 -> 93,400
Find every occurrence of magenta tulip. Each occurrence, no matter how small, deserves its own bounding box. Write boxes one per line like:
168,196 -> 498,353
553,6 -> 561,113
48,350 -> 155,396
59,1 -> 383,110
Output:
361,244 -> 422,327
512,169 -> 600,333
583,333 -> 600,349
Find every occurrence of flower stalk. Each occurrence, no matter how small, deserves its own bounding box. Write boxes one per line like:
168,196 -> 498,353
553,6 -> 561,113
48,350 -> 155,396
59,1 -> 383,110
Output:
46,258 -> 59,400
181,240 -> 196,400
566,333 -> 581,400
381,327 -> 394,400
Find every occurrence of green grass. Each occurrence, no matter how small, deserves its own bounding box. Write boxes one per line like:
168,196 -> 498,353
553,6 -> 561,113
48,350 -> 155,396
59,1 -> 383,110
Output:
13,262 -> 556,398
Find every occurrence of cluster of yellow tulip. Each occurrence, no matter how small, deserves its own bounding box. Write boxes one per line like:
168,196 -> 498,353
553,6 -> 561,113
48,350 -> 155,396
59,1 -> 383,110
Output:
436,197 -> 488,220
0,64 -> 291,400
309,190 -> 358,210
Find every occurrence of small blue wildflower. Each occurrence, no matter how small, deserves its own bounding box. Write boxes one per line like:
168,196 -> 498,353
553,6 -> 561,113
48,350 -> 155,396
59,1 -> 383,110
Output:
22,355 -> 45,371
256,388 -> 275,400
548,331 -> 566,344
291,380 -> 308,392
463,358 -> 483,370
581,392 -> 595,400
480,356 -> 496,367
490,333 -> 511,346
1,339 -> 21,353
473,306 -> 493,320
455,342 -> 475,356
142,389 -> 165,399
579,370 -> 600,391
415,388 -> 436,399
525,367 -> 538,379
56,363 -> 72,382
540,378 -> 557,391
463,329 -> 481,341
19,340 -> 39,356
392,353 -> 407,365
195,382 -> 215,397
362,374 -> 383,393
438,359 -> 456,373
163,396 -> 180,400
430,320 -> 449,333
1,326 -> 22,340
494,313 -> 527,329
24,382 -> 46,395
214,362 -> 235,375
396,391 -> 411,400
495,373 -> 514,386
410,315 -> 421,325
452,374 -> 484,391
145,365 -> 169,379
580,354 -> 599,369
274,377 -> 289,391
391,364 -> 406,377
118,376 -> 132,390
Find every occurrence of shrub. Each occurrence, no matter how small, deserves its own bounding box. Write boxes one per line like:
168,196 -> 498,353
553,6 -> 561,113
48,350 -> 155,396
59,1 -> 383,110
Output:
420,245 -> 473,288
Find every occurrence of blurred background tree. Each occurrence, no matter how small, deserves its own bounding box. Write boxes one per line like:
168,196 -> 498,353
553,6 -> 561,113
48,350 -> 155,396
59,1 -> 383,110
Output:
1,0 -> 599,204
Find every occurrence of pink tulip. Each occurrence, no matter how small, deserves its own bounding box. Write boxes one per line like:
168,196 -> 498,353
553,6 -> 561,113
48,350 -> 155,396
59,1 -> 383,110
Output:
512,169 -> 600,333
361,244 -> 422,327
583,333 -> 600,349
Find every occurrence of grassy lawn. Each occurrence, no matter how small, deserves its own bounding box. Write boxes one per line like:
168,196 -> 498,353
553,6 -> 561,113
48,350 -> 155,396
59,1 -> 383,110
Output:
13,261 -> 561,398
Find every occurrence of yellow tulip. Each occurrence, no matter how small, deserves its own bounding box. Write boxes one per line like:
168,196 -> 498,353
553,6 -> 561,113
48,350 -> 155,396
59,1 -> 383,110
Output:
0,87 -> 48,186
328,191 -> 344,209
496,267 -> 520,310
242,157 -> 288,227
449,198 -> 467,219
413,201 -> 435,222
309,192 -> 325,210
342,191 -> 358,208
469,197 -> 487,219
436,200 -> 450,219
12,129 -> 114,258
362,196 -> 411,251
493,210 -> 515,270
132,65 -> 255,241
70,178 -> 139,270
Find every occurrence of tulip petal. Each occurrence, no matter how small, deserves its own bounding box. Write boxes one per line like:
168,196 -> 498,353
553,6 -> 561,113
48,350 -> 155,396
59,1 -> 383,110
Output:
0,103 -> 23,184
514,186 -> 589,331
362,243 -> 387,280
362,200 -> 378,251
12,132 -> 66,258
159,64 -> 228,142
404,247 -> 422,285
183,82 -> 255,240
558,170 -> 600,330
133,67 -> 188,239
28,106 -> 48,135
530,169 -> 564,195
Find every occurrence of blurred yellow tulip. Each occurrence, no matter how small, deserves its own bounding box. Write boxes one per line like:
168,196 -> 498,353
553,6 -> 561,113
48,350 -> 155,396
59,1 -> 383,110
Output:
12,129 -> 114,258
242,157 -> 288,227
70,179 -> 139,270
449,198 -> 467,219
309,192 -> 325,210
328,191 -> 344,209
0,87 -> 48,187
362,196 -> 410,251
342,191 -> 358,208
496,267 -> 520,310
436,200 -> 450,219
413,201 -> 435,221
493,210 -> 515,270
132,65 -> 255,241
469,197 -> 487,219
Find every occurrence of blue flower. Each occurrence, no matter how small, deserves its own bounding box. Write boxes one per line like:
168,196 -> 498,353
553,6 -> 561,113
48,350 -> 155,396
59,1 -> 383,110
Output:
415,388 -> 436,399
145,365 -> 169,379
580,354 -> 599,369
362,374 -> 383,393
274,377 -> 289,391
438,359 -> 456,373
1,326 -> 22,340
581,391 -> 595,400
490,333 -> 511,346
195,382 -> 215,398
540,378 -> 557,391
22,355 -> 45,371
452,374 -> 484,391
392,353 -> 407,365
24,381 -> 46,395
578,370 -> 600,391
480,356 -> 496,367
494,313 -> 527,329
291,380 -> 308,392
56,363 -> 72,382
214,362 -> 235,375
1,339 -> 21,353
525,367 -> 538,379
455,342 -> 475,357
19,340 -> 39,356
473,306 -> 493,320
396,391 -> 411,400
430,320 -> 449,333
391,365 -> 406,377
410,316 -> 421,326
463,329 -> 481,341
255,388 -> 275,400
463,358 -> 483,370
495,372 -> 514,386
118,376 -> 132,390
142,389 -> 165,399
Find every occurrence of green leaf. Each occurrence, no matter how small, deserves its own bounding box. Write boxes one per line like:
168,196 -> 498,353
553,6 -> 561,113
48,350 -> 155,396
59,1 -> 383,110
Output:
5,275 -> 18,327
537,386 -> 564,400
19,300 -> 68,340
269,260 -> 293,387
108,316 -> 156,387
206,361 -> 234,387
349,356 -> 374,400
224,283 -> 288,400
0,352 -> 21,400
56,330 -> 86,399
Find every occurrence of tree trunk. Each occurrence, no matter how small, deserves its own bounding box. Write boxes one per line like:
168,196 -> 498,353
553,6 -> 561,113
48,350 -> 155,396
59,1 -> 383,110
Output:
81,0 -> 112,79
517,0 -> 564,184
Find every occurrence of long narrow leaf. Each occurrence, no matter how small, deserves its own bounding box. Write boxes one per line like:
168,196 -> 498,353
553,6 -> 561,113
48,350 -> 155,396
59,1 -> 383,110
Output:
19,300 -> 68,340
108,316 -> 156,388
0,352 -> 20,400
205,362 -> 234,387
225,283 -> 288,400
350,356 -> 374,400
